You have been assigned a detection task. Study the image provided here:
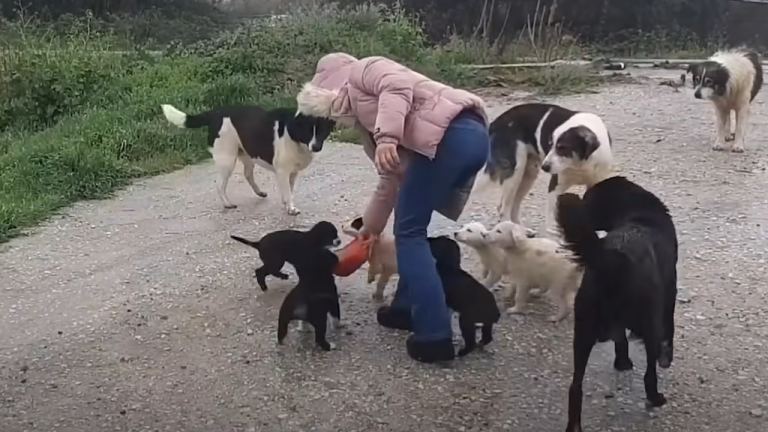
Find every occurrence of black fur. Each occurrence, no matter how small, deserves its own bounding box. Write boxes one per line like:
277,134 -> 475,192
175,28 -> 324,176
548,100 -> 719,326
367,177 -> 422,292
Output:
230,221 -> 340,291
555,177 -> 678,432
277,247 -> 341,351
427,236 -> 501,357
181,106 -> 335,162
350,216 -> 364,231
744,50 -> 764,101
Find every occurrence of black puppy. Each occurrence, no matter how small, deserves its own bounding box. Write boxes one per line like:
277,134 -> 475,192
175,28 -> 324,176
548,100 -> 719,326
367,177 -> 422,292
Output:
428,236 -> 501,357
556,176 -> 678,432
230,221 -> 340,291
277,246 -> 341,351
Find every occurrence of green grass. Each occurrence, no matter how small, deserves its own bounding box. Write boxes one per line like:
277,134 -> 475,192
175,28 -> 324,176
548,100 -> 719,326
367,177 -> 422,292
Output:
0,3 -> 711,243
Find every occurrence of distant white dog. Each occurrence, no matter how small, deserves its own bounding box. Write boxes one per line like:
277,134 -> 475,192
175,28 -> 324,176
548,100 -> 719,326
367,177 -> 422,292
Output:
341,216 -> 397,301
453,222 -> 508,289
485,220 -> 582,322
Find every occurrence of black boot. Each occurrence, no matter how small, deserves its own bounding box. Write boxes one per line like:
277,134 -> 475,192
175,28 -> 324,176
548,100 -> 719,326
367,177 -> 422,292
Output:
406,335 -> 455,363
376,306 -> 412,331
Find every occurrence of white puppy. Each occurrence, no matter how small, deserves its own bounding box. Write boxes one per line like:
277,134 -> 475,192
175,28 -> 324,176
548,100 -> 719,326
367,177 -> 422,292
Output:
341,217 -> 397,301
485,220 -> 582,322
453,222 -> 508,289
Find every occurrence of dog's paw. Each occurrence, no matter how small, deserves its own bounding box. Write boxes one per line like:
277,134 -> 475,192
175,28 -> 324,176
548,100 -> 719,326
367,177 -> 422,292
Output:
224,204 -> 238,209
457,346 -> 474,357
730,144 -> 745,153
506,306 -> 527,315
371,292 -> 385,301
613,356 -> 634,371
286,206 -> 301,216
711,142 -> 727,151
646,393 -> 667,409
256,191 -> 268,198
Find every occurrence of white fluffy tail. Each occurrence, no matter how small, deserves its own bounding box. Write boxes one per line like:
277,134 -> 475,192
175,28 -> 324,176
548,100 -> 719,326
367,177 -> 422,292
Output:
161,104 -> 188,128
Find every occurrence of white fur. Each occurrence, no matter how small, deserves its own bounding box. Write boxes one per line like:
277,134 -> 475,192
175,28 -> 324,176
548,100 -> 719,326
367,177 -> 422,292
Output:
340,219 -> 398,301
453,222 -> 508,289
696,50 -> 759,152
485,221 -> 582,322
161,104 -> 313,214
161,104 -> 187,128
541,112 -> 614,236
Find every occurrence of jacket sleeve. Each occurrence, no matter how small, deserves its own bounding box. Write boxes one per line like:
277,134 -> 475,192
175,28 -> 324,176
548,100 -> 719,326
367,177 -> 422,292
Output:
351,57 -> 415,147
358,129 -> 403,236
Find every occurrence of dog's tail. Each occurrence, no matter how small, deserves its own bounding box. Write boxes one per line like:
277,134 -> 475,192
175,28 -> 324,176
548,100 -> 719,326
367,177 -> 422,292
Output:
161,104 -> 211,129
230,235 -> 261,250
471,130 -> 506,195
555,193 -> 602,267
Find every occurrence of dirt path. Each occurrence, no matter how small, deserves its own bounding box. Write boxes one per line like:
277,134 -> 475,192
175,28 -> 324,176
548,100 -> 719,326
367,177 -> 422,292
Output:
1,69 -> 767,432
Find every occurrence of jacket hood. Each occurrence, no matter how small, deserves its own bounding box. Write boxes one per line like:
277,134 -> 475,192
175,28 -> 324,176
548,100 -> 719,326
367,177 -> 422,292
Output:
296,52 -> 358,122
312,52 -> 358,89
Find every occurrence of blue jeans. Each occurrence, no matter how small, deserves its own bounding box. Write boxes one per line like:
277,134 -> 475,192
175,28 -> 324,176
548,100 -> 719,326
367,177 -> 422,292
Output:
390,112 -> 489,341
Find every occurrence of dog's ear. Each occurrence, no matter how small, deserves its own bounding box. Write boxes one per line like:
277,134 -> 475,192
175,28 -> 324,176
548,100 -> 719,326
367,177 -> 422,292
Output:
556,126 -> 600,161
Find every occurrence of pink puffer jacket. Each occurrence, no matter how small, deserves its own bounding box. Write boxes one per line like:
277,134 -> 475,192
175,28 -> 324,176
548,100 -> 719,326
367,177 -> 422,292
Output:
297,53 -> 488,235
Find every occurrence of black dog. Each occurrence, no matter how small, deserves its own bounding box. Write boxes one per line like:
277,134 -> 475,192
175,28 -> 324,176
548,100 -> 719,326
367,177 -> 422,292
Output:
277,246 -> 341,351
428,236 -> 501,356
555,176 -> 678,432
230,221 -> 341,291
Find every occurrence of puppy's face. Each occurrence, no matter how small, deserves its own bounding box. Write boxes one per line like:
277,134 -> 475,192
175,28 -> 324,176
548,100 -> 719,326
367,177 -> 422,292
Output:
688,61 -> 728,100
484,221 -> 529,248
340,216 -> 364,238
453,222 -> 489,246
291,114 -> 336,152
428,236 -> 462,269
307,221 -> 341,249
542,125 -> 605,175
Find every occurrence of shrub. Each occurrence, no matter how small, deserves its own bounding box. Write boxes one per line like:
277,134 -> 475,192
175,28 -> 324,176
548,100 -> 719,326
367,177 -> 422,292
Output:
0,2 -> 472,242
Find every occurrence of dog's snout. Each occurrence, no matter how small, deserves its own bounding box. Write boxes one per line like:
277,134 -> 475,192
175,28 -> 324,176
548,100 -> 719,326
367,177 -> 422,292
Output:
333,238 -> 341,247
541,162 -> 552,173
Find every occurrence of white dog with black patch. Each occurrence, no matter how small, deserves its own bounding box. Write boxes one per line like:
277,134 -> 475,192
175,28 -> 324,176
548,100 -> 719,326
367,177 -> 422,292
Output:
161,104 -> 335,214
473,103 -> 614,237
686,48 -> 763,153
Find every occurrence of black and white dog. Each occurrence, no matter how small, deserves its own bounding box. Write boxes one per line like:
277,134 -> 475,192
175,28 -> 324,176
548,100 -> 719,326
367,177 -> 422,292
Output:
687,48 -> 763,153
161,104 -> 335,214
475,103 -> 614,236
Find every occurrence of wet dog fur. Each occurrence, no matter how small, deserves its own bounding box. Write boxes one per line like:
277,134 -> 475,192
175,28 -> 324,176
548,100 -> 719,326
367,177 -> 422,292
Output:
555,176 -> 678,431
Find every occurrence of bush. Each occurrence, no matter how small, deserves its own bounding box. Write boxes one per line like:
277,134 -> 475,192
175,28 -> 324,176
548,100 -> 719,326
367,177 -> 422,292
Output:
0,2 -> 475,242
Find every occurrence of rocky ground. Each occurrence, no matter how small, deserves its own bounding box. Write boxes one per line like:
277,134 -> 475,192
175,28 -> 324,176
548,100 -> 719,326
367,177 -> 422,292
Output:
1,68 -> 767,432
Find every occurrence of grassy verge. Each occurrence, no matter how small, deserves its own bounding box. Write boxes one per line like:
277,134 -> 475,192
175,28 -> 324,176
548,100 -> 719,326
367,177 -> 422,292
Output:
0,1 -> 711,242
0,3 -> 477,242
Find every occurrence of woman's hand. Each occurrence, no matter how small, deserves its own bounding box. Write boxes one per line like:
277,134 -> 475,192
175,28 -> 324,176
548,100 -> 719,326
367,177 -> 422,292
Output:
375,143 -> 400,174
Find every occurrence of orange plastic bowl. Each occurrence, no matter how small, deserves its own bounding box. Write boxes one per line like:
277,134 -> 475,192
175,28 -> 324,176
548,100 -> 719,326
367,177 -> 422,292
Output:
334,237 -> 373,277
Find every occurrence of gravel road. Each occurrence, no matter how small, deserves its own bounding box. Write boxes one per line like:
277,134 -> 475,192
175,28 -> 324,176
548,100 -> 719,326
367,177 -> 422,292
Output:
1,68 -> 767,432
